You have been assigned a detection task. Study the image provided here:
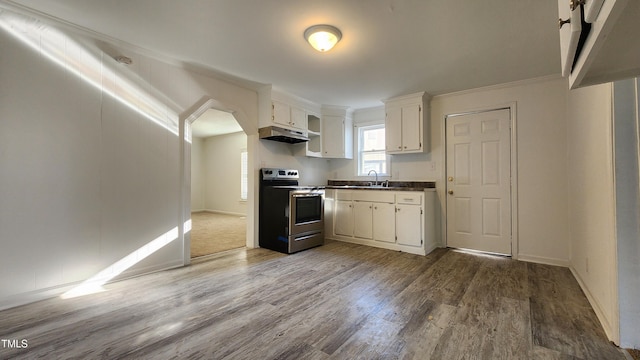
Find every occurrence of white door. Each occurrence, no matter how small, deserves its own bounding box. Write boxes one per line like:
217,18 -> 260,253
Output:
446,109 -> 511,255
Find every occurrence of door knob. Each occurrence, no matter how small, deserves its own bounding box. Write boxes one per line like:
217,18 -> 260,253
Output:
448,176 -> 454,182
448,189 -> 454,195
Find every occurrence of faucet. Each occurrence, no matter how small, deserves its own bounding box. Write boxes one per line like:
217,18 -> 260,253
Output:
367,169 -> 378,186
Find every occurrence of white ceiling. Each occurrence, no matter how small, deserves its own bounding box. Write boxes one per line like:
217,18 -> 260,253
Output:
191,109 -> 243,138
7,0 -> 561,109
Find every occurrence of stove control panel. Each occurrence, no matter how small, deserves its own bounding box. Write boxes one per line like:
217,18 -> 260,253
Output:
261,168 -> 299,180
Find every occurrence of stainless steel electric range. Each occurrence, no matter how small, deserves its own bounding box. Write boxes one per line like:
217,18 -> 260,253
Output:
259,168 -> 324,254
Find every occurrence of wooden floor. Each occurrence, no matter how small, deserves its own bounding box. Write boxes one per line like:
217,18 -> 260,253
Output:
0,241 -> 625,359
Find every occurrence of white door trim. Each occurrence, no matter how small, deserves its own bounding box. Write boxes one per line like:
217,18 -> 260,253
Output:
442,102 -> 519,258
179,97 -> 255,266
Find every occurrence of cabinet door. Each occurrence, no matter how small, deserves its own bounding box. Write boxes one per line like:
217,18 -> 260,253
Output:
272,100 -> 291,127
290,106 -> 307,130
322,115 -> 345,158
334,200 -> 353,236
557,0 -> 582,77
396,204 -> 422,247
401,104 -> 422,152
353,201 -> 373,239
385,106 -> 403,152
373,202 -> 396,243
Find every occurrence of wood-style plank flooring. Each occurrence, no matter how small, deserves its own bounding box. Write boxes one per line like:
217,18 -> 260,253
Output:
0,241 -> 625,359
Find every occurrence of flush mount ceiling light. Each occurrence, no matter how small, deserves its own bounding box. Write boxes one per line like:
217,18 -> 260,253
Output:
304,24 -> 342,52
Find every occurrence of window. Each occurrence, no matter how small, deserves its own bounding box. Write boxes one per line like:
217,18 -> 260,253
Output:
240,150 -> 248,201
358,124 -> 390,176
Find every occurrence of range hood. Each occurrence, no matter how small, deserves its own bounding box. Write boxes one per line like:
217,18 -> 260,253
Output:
259,126 -> 309,144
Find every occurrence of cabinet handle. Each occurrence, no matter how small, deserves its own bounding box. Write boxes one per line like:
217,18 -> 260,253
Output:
398,146 -> 402,149
570,0 -> 585,11
558,18 -> 571,29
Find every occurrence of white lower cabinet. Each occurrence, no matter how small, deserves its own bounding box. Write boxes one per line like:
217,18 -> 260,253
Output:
373,202 -> 396,243
329,190 -> 435,255
353,202 -> 373,239
396,204 -> 422,247
334,200 -> 354,237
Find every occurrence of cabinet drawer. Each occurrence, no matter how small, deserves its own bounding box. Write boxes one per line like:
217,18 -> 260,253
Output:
352,191 -> 395,203
335,190 -> 352,201
396,193 -> 422,205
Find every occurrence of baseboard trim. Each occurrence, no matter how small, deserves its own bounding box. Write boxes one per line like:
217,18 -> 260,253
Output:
0,259 -> 184,311
569,265 -> 619,344
193,209 -> 246,217
517,253 -> 570,267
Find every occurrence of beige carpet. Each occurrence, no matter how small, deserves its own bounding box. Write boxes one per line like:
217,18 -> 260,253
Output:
190,212 -> 246,258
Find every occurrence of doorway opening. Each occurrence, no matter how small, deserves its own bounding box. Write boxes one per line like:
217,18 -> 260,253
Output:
190,108 -> 248,258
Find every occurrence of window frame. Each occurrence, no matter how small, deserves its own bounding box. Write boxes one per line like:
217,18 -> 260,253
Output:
356,122 -> 391,177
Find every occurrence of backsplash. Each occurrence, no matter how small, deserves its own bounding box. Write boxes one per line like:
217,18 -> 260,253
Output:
327,180 -> 435,189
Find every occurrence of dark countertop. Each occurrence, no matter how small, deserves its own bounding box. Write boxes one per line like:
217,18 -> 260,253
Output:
326,180 -> 435,191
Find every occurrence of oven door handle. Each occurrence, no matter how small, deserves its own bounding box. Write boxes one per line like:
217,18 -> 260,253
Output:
293,232 -> 322,241
291,193 -> 323,198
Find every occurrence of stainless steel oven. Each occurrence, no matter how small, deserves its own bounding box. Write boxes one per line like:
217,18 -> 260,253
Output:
259,168 -> 324,254
290,189 -> 324,235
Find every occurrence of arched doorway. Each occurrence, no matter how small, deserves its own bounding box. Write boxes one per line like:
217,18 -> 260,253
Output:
189,109 -> 247,258
180,98 -> 257,265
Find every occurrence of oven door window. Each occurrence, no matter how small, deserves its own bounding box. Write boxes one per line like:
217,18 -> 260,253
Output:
294,195 -> 322,224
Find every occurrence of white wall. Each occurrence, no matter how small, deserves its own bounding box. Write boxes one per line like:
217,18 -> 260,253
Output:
431,77 -> 571,265
258,139 -> 330,186
202,132 -> 247,215
191,137 -> 205,211
566,82 -> 618,342
0,8 -> 259,309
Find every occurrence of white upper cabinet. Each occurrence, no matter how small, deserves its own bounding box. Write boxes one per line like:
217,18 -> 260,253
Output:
384,92 -> 431,155
321,106 -> 353,159
289,105 -> 307,130
271,100 -> 291,128
560,0 -> 640,88
271,100 -> 307,131
259,86 -> 316,133
558,0 -> 583,77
